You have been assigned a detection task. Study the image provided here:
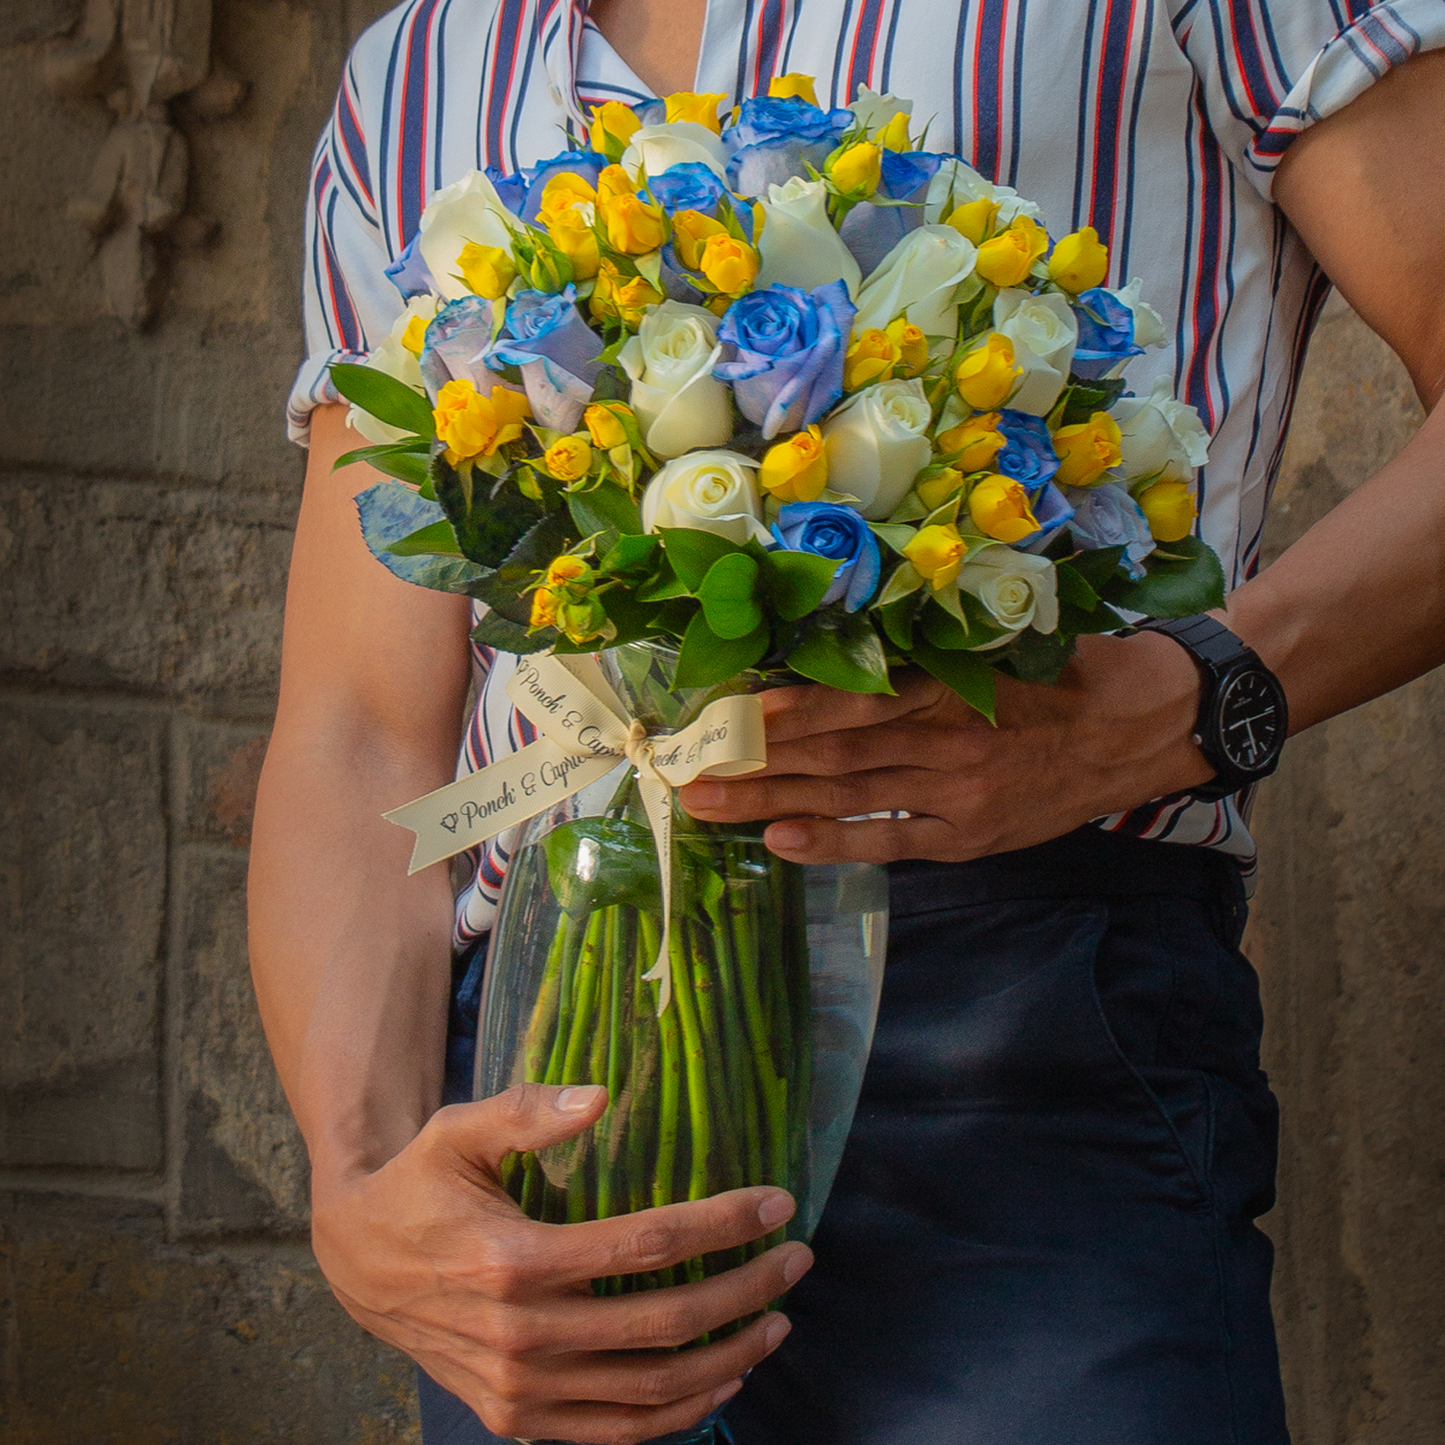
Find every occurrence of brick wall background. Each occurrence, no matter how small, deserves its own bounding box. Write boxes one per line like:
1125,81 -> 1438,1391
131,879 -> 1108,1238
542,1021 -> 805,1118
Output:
1,3 -> 1442,1438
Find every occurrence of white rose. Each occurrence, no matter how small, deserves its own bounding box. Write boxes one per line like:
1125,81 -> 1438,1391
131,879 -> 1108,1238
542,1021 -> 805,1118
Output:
957,546 -> 1059,636
755,177 -> 864,297
622,122 -> 729,183
850,86 -> 911,135
923,158 -> 1042,227
821,378 -> 933,520
1111,376 -> 1212,483
417,170 -> 521,302
640,450 -> 770,545
348,295 -> 438,444
851,225 -> 978,341
1111,277 -> 1167,349
617,301 -> 733,459
993,289 -> 1078,415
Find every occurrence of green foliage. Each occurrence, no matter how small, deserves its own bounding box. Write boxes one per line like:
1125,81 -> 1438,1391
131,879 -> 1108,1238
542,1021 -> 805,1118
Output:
385,518 -> 464,557
329,363 -> 436,438
910,639 -> 997,722
1000,628 -> 1073,684
567,481 -> 643,553
760,551 -> 839,621
334,440 -> 433,487
658,528 -> 742,592
698,553 -> 764,640
675,610 -> 768,688
544,818 -> 660,916
877,591 -> 926,650
1065,545 -> 1126,594
432,452 -> 550,568
786,611 -> 894,695
471,608 -> 555,653
1057,377 -> 1127,428
1104,535 -> 1225,618
355,482 -> 488,594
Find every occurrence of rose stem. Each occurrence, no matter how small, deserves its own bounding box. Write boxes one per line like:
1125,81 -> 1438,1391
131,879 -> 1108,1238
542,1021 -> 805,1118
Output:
562,909 -> 607,1225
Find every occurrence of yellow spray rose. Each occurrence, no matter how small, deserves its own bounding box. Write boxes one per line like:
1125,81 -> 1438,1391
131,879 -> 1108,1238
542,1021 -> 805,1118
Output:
968,475 -> 1040,543
544,554 -> 590,588
433,380 -> 532,463
829,141 -> 883,197
699,234 -> 760,296
760,426 -> 828,503
896,322 -> 929,377
955,334 -> 1022,411
936,412 -> 1007,472
543,434 -> 594,482
844,328 -> 899,391
1136,479 -> 1197,542
589,100 -> 641,156
974,215 -> 1049,288
530,585 -> 558,629
664,90 -> 727,133
590,262 -> 665,328
1048,225 -> 1109,292
458,242 -> 517,300
596,164 -> 636,203
903,523 -> 967,591
877,111 -> 913,152
1052,410 -> 1123,487
671,208 -> 728,271
538,171 -> 596,224
914,467 -> 965,512
944,196 -> 1000,245
601,191 -> 667,255
768,73 -> 819,105
400,314 -> 429,356
547,212 -> 600,280
584,401 -> 633,450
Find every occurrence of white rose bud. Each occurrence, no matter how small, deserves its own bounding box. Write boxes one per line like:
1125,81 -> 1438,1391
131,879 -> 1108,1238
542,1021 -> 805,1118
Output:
821,377 -> 933,520
852,225 -> 979,341
1111,277 -> 1168,350
957,547 -> 1060,637
622,122 -> 729,184
417,170 -> 521,302
755,177 -> 864,297
923,157 -> 1042,227
640,449 -> 771,545
348,295 -> 439,444
993,288 -> 1079,416
618,301 -> 733,458
1111,376 -> 1212,483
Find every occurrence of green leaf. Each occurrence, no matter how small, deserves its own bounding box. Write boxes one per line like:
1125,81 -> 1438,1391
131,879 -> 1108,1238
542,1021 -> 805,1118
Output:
867,523 -> 920,555
1067,545 -> 1127,595
598,533 -> 660,575
567,481 -> 644,550
909,640 -> 997,722
432,452 -> 551,568
787,611 -> 895,695
385,518 -> 464,557
1105,535 -> 1226,619
877,591 -> 926,650
1000,627 -> 1074,685
759,550 -> 839,621
1058,377 -> 1127,428
329,363 -> 436,438
675,610 -> 769,688
470,608 -> 555,653
1054,561 -> 1100,612
596,587 -> 668,647
698,553 -> 764,640
658,528 -> 745,592
335,441 -> 433,487
545,817 -> 661,916
355,482 -> 489,594
875,561 -> 927,607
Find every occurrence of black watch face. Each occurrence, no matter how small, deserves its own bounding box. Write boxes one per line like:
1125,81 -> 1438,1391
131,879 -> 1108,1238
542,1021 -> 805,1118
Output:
1214,668 -> 1286,773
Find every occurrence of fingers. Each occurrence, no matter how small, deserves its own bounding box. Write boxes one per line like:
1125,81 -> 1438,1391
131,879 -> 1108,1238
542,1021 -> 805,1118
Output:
478,1379 -> 743,1445
764,814 -> 966,865
683,768 -> 930,825
759,671 -> 942,743
439,1083 -> 609,1175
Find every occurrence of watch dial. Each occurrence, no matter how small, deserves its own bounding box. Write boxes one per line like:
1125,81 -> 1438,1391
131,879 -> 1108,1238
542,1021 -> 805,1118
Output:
1217,670 -> 1285,772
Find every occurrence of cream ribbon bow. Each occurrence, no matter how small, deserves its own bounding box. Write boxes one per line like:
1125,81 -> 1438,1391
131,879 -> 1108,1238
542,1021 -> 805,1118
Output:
383,652 -> 768,1011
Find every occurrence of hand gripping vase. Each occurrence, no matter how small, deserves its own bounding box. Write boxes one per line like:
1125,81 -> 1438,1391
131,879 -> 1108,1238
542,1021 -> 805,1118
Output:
474,641 -> 888,1445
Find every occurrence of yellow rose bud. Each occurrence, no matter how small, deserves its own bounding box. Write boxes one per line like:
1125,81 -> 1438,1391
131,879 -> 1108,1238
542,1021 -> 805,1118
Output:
544,553 -> 591,588
699,233 -> 759,296
829,141 -> 883,198
915,467 -> 965,512
530,585 -> 559,629
458,241 -> 517,300
589,262 -> 663,328
955,334 -> 1022,411
759,426 -> 828,503
538,171 -> 597,225
902,523 -> 967,591
767,73 -> 819,106
974,215 -> 1049,288
601,191 -> 667,255
671,208 -> 727,271
968,474 -> 1040,543
589,101 -> 641,156
547,213 -> 600,280
936,412 -> 1007,472
596,164 -> 635,203
584,402 -> 631,450
433,379 -> 532,463
664,91 -> 727,133
1052,410 -> 1123,488
945,196 -> 1000,245
1048,225 -> 1109,293
557,595 -> 608,644
1136,479 -> 1197,543
876,111 -> 912,152
400,314 -> 429,356
844,328 -> 900,391
543,434 -> 594,483
894,321 -> 929,377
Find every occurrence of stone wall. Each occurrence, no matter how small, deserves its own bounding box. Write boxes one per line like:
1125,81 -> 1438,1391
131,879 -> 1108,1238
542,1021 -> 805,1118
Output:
0,2 -> 1440,1438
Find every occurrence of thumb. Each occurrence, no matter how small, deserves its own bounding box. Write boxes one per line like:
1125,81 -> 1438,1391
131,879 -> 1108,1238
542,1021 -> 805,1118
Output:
448,1082 -> 608,1175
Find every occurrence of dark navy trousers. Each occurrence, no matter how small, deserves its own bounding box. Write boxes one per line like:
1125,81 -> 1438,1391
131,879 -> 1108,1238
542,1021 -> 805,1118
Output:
421,826 -> 1289,1445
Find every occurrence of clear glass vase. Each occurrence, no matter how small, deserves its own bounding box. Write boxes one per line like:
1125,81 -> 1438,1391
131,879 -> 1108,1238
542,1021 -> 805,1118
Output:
474,642 -> 888,1444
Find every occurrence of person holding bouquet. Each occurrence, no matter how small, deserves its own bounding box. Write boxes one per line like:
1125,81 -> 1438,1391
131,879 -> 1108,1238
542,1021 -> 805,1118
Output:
249,0 -> 1445,1441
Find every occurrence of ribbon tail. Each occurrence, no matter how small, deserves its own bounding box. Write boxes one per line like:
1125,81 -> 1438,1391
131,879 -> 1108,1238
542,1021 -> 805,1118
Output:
636,773 -> 674,1016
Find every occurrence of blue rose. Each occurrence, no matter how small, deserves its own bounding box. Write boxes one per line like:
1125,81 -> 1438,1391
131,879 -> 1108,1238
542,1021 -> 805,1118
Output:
837,150 -> 948,276
995,410 -> 1061,488
649,162 -> 727,215
723,96 -> 853,195
384,232 -> 437,300
519,151 -> 607,224
485,164 -> 529,216
1021,481 -> 1075,548
714,280 -> 855,439
1070,287 -> 1145,380
1066,481 -> 1154,578
483,286 -> 604,430
771,502 -> 882,612
419,296 -> 495,399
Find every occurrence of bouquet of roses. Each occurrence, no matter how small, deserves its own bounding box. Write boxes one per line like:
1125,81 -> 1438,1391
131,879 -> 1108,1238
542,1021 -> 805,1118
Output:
338,75 -> 1224,1318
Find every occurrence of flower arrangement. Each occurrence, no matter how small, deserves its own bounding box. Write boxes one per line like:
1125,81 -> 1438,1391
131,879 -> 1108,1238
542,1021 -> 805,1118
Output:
339,75 -> 1223,720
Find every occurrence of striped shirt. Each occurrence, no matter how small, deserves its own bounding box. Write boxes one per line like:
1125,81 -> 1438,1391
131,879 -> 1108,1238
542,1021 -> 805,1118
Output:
289,0 -> 1445,943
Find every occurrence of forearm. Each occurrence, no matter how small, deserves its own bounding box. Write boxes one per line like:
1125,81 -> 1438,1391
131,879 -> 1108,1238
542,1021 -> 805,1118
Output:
1226,396 -> 1445,734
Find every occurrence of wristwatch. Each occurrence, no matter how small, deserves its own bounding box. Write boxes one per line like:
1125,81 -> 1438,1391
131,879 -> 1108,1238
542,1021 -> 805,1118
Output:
1137,615 -> 1289,801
